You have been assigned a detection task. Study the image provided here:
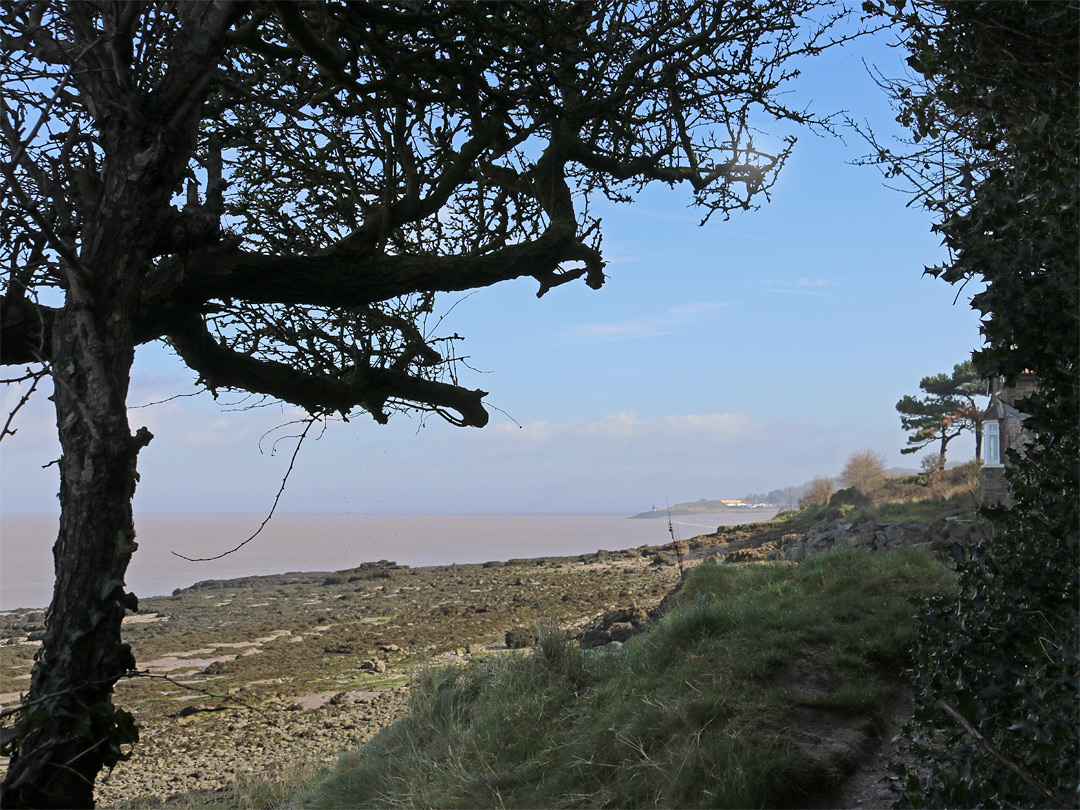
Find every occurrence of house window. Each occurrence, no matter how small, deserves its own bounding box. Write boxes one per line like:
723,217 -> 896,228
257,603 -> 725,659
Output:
984,421 -> 1002,467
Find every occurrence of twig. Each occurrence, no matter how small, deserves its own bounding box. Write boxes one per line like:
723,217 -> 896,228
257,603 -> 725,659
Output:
3,37 -> 105,168
0,669 -> 286,732
131,671 -> 281,726
64,736 -> 107,767
171,416 -> 317,561
487,403 -> 521,428
0,368 -> 44,443
936,700 -> 1067,809
0,370 -> 44,385
0,671 -> 137,720
128,391 -> 204,409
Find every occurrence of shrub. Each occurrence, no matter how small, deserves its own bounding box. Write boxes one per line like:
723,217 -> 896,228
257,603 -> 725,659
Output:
921,453 -> 945,475
946,459 -> 981,498
840,449 -> 888,500
867,2 -> 1079,804
799,475 -> 834,508
828,486 -> 870,509
879,476 -> 929,503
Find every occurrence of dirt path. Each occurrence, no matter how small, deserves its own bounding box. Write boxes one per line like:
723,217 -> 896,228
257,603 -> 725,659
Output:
829,688 -> 915,809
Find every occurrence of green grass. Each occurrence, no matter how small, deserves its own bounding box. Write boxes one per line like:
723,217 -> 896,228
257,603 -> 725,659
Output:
289,546 -> 954,809
772,496 -> 976,532
867,498 -> 975,524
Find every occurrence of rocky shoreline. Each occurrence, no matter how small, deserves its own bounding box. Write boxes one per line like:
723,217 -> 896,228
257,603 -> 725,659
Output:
2,540 -> 705,806
0,516 -> 946,808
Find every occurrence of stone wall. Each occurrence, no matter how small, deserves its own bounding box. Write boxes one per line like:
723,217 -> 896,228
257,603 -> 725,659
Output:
980,466 -> 1011,508
769,517 -> 990,563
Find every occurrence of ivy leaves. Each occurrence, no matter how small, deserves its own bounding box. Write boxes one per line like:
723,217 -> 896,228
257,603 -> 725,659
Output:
872,2 -> 1079,807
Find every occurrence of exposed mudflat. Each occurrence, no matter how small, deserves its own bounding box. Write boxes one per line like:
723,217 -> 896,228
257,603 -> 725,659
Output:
0,525 -> 917,808
2,542 -> 689,806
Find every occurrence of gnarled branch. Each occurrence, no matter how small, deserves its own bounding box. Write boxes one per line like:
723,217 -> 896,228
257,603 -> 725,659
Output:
168,315 -> 489,427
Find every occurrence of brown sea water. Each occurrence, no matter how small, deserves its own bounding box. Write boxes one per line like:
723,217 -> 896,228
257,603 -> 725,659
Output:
0,510 -> 778,610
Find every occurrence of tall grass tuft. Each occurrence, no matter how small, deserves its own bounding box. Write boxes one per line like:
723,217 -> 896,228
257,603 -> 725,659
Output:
295,547 -> 954,809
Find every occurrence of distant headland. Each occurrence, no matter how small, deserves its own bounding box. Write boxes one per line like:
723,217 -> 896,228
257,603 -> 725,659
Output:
630,498 -> 774,519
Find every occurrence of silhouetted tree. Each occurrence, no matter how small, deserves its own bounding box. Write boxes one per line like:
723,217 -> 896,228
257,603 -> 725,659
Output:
0,2 -> 857,805
896,360 -> 985,466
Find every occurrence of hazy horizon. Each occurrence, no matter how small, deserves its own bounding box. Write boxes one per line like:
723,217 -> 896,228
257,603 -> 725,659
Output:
0,510 -> 780,610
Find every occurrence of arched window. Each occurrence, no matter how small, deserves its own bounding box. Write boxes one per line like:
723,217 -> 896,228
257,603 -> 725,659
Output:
983,421 -> 1002,467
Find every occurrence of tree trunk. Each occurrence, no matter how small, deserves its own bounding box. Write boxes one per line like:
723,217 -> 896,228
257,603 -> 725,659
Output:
1,308 -> 149,807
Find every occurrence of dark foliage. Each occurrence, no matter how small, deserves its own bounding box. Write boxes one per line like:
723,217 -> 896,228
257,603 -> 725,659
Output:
863,1 -> 1079,806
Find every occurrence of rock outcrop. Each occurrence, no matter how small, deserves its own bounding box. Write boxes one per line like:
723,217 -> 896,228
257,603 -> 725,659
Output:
577,605 -> 651,648
769,518 -> 990,563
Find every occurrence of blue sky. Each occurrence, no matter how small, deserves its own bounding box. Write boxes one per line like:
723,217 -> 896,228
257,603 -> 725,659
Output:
0,21 -> 985,516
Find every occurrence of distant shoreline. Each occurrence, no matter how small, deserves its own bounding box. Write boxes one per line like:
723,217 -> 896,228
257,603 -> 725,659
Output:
629,506 -> 778,520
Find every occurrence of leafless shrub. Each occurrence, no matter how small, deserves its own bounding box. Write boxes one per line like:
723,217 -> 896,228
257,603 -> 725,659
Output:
841,449 -> 888,500
799,475 -> 834,508
921,453 -> 945,475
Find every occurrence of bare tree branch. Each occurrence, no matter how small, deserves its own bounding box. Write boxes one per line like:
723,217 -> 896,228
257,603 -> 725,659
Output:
168,315 -> 489,427
0,366 -> 44,442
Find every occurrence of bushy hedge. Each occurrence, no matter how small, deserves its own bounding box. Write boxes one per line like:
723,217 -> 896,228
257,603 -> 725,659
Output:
866,2 -> 1079,806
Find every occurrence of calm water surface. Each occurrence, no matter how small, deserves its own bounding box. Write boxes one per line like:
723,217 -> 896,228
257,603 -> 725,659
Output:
0,510 -> 778,610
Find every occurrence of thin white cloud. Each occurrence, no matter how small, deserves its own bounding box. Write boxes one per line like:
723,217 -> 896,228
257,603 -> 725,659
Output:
756,277 -> 841,296
618,208 -> 770,240
766,288 -> 836,297
125,398 -> 308,449
563,301 -> 734,342
599,248 -> 646,266
760,277 -> 839,287
668,302 -> 732,318
564,321 -> 670,340
489,410 -> 757,448
327,409 -> 830,513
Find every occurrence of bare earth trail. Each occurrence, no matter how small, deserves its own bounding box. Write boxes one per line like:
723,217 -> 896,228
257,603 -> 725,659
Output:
1,528 -> 914,808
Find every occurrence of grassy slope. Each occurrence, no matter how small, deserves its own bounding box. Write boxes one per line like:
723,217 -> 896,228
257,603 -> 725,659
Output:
295,546 -> 955,809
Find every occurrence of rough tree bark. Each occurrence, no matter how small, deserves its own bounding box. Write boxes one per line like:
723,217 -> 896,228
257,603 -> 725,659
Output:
3,311 -> 146,808
2,169 -> 184,807
1,5 -> 235,803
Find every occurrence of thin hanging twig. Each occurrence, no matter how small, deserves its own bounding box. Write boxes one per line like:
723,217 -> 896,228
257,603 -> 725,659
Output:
171,416 -> 318,562
128,391 -> 204,409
